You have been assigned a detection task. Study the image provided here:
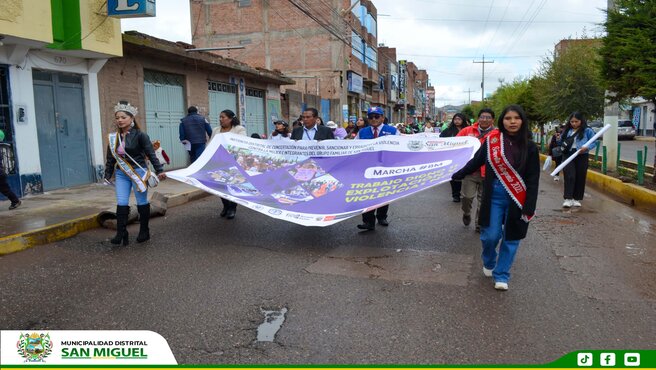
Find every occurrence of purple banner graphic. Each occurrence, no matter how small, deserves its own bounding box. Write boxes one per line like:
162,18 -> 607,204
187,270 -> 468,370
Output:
167,134 -> 481,226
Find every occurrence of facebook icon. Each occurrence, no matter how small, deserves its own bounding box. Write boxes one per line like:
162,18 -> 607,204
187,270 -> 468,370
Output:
600,353 -> 616,366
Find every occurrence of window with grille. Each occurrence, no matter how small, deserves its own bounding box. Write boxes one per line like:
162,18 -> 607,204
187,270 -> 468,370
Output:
208,81 -> 237,93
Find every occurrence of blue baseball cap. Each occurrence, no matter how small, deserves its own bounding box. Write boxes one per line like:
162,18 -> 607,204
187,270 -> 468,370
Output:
367,106 -> 384,116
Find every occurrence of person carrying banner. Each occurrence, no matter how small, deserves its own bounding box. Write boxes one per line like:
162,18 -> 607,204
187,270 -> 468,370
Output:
451,105 -> 540,291
440,113 -> 469,202
104,101 -> 166,246
211,109 -> 248,219
291,108 -> 334,141
356,106 -> 398,231
456,108 -> 496,232
557,112 -> 597,208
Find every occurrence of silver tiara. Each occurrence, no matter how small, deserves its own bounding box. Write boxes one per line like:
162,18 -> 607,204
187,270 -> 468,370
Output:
113,102 -> 138,116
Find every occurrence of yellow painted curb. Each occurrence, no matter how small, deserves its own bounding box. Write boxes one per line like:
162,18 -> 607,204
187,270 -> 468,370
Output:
0,190 -> 211,256
586,170 -> 656,209
540,154 -> 656,210
0,215 -> 100,255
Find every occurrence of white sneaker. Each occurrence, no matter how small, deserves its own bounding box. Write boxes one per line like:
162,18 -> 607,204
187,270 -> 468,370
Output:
572,200 -> 581,207
553,176 -> 559,181
494,282 -> 509,291
483,267 -> 493,277
562,199 -> 573,208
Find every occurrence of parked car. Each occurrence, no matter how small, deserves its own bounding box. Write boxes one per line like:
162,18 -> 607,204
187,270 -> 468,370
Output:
588,120 -> 604,134
618,120 -> 636,140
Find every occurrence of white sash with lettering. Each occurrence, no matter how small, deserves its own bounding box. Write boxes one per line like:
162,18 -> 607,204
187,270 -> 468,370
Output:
487,131 -> 527,209
109,132 -> 148,193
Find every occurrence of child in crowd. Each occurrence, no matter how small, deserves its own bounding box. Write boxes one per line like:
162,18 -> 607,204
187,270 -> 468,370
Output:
152,140 -> 170,166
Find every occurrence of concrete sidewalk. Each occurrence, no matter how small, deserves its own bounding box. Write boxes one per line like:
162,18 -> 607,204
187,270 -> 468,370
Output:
636,135 -> 656,142
0,180 -> 209,255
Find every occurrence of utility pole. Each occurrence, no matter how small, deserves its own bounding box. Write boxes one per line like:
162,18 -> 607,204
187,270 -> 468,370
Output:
473,55 -> 494,102
463,88 -> 474,105
603,0 -> 619,171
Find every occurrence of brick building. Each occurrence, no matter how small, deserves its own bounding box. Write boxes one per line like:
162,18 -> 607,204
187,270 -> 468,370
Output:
190,0 -> 381,125
98,32 -> 293,169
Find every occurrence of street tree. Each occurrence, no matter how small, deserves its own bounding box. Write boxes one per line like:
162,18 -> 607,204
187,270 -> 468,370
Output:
599,0 -> 656,182
534,40 -> 605,120
599,0 -> 656,105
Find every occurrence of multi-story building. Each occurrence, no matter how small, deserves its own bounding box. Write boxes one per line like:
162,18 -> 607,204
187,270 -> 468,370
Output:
190,0 -> 380,124
377,45 -> 398,121
98,32 -> 293,169
0,0 -> 122,197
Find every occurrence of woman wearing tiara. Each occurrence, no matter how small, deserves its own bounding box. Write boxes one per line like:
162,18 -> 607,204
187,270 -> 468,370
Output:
104,101 -> 167,245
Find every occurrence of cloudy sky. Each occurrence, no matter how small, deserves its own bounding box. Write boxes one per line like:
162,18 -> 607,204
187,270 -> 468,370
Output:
122,0 -> 607,108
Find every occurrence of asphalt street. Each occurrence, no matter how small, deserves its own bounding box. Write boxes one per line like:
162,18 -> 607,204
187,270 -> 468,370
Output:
1,174 -> 655,364
617,139 -> 655,167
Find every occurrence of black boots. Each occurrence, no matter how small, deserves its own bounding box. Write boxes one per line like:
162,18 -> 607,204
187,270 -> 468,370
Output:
221,198 -> 237,219
137,204 -> 151,243
111,205 -> 130,245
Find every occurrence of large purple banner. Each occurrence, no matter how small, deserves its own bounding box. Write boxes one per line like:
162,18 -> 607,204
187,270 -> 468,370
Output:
167,133 -> 481,226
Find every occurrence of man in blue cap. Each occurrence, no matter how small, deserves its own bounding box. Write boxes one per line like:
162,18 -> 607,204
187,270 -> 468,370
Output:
356,106 -> 398,230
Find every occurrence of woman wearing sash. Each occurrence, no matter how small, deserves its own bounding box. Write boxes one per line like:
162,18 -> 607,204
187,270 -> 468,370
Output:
104,102 -> 166,245
452,105 -> 540,291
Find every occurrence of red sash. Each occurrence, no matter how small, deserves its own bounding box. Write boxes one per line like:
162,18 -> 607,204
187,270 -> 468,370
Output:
487,131 -> 526,209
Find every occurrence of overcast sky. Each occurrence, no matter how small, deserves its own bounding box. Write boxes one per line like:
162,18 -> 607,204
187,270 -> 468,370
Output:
121,0 -> 607,108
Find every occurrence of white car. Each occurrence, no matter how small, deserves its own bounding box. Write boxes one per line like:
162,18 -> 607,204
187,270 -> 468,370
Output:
617,120 -> 636,140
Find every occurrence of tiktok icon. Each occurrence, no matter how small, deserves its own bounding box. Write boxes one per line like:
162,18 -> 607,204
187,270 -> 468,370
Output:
577,353 -> 593,367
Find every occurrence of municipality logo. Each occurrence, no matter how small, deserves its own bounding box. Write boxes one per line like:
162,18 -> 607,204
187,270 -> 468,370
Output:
407,140 -> 424,151
16,332 -> 53,362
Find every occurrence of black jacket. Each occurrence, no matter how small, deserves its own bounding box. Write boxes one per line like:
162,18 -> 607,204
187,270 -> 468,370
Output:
104,129 -> 164,180
452,138 -> 540,241
291,125 -> 335,141
439,125 -> 462,138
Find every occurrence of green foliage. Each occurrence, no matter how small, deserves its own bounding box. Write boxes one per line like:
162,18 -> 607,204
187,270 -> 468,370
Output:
460,105 -> 474,121
600,0 -> 656,104
534,41 -> 605,120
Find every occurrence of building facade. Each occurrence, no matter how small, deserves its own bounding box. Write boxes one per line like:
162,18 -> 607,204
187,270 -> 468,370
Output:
0,0 -> 122,197
190,0 -> 380,124
97,32 -> 294,169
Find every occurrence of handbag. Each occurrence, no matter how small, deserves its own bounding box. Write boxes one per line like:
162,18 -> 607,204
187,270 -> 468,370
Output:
118,134 -> 159,188
147,173 -> 159,188
551,146 -> 564,158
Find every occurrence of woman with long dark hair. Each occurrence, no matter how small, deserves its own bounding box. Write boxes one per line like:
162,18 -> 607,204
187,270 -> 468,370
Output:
558,112 -> 597,208
104,102 -> 166,245
440,113 -> 469,202
452,105 -> 540,291
211,109 -> 247,219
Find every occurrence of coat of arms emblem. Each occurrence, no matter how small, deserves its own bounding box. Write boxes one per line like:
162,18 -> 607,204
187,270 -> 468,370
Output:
16,332 -> 53,362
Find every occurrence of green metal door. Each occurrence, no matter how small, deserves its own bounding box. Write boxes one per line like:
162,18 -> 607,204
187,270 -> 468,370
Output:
208,81 -> 237,132
33,71 -> 92,190
144,70 -> 186,169
244,88 -> 265,137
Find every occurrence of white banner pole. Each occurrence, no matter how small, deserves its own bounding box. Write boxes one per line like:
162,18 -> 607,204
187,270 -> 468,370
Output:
550,124 -> 611,177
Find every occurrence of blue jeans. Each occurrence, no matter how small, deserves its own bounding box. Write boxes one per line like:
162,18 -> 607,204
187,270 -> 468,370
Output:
190,143 -> 206,163
115,168 -> 149,206
480,179 -> 521,283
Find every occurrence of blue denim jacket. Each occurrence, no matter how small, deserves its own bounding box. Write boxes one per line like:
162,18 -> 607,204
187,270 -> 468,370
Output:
559,127 -> 598,152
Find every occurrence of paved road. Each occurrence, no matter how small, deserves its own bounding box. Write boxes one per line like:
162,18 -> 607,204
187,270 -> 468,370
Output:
598,139 -> 655,167
1,175 -> 655,364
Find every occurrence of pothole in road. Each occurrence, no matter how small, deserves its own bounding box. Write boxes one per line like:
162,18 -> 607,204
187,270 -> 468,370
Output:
256,307 -> 287,342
